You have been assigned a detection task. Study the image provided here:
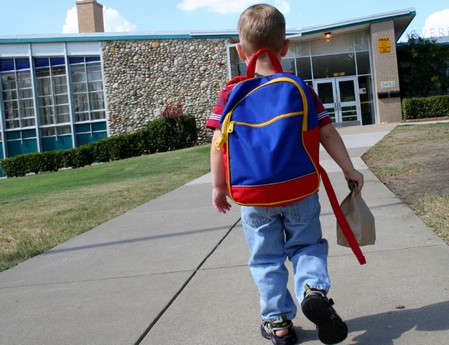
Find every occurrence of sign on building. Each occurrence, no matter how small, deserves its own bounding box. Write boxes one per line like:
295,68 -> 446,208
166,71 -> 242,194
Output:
378,38 -> 391,53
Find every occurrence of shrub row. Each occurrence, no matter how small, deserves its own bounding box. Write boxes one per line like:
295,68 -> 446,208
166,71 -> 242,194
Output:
402,95 -> 449,120
1,115 -> 197,178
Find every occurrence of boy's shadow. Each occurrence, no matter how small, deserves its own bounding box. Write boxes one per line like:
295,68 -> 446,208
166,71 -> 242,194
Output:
295,301 -> 449,344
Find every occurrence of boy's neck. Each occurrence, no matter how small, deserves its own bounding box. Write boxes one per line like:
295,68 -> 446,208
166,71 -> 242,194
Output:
253,55 -> 282,76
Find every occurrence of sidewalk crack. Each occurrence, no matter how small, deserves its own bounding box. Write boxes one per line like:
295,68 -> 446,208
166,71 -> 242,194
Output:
134,218 -> 241,345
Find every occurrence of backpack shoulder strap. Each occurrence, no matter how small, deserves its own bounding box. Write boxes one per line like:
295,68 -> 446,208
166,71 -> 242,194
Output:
225,75 -> 249,87
246,48 -> 283,77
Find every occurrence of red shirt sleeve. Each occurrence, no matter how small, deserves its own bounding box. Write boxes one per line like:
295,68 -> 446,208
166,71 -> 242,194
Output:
205,87 -> 227,130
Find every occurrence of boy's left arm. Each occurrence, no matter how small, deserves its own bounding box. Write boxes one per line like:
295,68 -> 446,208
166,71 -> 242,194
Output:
320,123 -> 364,193
210,129 -> 232,213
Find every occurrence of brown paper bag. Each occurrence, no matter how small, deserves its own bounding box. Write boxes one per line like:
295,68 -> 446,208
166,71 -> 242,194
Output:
337,182 -> 376,247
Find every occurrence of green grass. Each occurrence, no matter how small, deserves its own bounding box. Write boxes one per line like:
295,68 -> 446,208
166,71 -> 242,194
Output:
413,195 -> 449,241
362,123 -> 449,178
3,124 -> 448,271
363,123 -> 449,244
0,144 -> 211,272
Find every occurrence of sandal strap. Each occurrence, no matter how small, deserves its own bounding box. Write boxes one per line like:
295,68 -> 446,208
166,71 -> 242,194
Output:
304,283 -> 327,299
265,318 -> 293,332
261,318 -> 298,345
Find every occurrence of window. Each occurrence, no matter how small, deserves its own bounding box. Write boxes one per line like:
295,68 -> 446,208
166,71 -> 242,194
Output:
354,31 -> 370,51
40,125 -> 71,137
237,61 -> 247,75
35,57 -> 71,134
295,57 -> 312,80
291,41 -> 310,57
0,58 -> 35,129
356,52 -> 371,75
310,34 -> 354,56
70,56 -> 105,123
1,55 -> 106,154
359,75 -> 374,125
280,58 -> 295,73
312,54 -> 356,78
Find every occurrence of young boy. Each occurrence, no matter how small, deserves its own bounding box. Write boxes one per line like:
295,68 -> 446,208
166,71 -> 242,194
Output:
207,4 -> 364,345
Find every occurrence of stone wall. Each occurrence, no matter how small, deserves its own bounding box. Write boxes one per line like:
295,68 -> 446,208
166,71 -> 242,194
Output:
102,38 -> 233,144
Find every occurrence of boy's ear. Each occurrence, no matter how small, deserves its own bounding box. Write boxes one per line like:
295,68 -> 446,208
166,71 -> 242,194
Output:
280,39 -> 290,57
236,44 -> 248,62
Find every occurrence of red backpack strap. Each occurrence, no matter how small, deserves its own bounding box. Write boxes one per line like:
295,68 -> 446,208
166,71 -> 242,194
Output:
225,75 -> 249,86
227,48 -> 282,85
318,165 -> 367,265
246,48 -> 283,78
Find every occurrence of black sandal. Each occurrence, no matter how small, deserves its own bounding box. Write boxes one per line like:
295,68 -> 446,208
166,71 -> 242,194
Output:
301,284 -> 348,344
261,316 -> 298,345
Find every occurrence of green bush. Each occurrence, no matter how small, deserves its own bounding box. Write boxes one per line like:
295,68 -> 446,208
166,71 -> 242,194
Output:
39,151 -> 65,172
1,155 -> 28,177
25,153 -> 43,174
0,115 -> 198,178
402,95 -> 449,120
105,135 -> 131,161
70,145 -> 94,169
90,139 -> 112,163
177,115 -> 198,148
146,117 -> 172,152
144,115 -> 197,152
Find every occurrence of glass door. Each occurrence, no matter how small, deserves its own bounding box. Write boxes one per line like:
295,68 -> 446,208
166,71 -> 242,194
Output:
314,79 -> 336,123
314,78 -> 361,127
337,78 -> 360,126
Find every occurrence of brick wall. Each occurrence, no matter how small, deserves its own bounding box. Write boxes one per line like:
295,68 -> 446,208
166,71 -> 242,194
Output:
76,0 -> 104,33
370,21 -> 402,123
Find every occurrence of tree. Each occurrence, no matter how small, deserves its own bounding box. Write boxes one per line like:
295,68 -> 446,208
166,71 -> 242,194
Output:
397,34 -> 449,98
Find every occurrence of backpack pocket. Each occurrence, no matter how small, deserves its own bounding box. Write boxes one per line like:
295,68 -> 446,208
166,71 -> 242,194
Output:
226,113 -> 320,206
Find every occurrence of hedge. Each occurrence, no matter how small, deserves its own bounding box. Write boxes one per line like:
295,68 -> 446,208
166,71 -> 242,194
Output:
0,115 -> 197,178
402,95 -> 449,120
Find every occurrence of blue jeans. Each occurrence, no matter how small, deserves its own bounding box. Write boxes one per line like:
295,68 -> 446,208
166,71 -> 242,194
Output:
241,193 -> 330,322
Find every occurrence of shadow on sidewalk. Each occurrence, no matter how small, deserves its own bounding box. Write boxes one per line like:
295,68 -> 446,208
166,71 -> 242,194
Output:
295,301 -> 449,344
41,224 -> 236,255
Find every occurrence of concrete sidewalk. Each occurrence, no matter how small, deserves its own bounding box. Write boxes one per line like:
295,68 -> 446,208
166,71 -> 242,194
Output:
1,123 -> 448,345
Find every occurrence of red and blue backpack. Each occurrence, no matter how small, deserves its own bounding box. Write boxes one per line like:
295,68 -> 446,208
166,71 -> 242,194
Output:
215,48 -> 367,265
216,48 -> 320,207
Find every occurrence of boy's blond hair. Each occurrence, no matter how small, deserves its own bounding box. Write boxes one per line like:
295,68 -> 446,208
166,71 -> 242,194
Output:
237,4 -> 286,57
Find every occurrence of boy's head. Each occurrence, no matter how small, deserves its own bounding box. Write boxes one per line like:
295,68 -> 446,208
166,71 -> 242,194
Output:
237,4 -> 287,58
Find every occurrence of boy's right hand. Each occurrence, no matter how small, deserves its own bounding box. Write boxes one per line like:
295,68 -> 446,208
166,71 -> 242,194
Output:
344,169 -> 364,194
212,185 -> 232,214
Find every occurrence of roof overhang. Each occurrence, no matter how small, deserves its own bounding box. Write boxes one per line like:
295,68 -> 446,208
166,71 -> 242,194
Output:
0,8 -> 415,45
287,8 -> 416,42
0,31 -> 240,44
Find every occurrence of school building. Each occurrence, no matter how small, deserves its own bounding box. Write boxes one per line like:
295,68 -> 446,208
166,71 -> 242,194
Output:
0,1 -> 416,166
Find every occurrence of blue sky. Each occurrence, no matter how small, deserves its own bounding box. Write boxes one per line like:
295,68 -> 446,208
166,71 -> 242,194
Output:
0,0 -> 448,41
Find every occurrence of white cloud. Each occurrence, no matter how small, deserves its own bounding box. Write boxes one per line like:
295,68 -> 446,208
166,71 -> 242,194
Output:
274,0 -> 290,13
177,0 -> 290,14
62,7 -> 78,33
422,8 -> 449,38
62,6 -> 136,33
177,0 -> 254,14
103,7 -> 136,32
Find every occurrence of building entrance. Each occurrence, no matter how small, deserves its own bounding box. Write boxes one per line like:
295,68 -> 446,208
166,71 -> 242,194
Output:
313,77 -> 361,127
